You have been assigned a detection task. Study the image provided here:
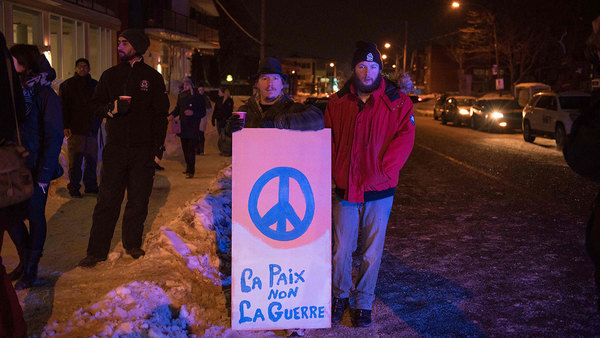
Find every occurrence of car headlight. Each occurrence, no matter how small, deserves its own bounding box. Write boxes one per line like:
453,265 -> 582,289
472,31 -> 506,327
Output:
491,111 -> 504,119
459,108 -> 469,115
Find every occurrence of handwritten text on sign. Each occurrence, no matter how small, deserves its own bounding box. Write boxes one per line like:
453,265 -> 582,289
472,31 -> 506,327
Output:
232,129 -> 331,330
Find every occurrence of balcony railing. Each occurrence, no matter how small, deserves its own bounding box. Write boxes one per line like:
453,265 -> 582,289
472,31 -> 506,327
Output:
145,8 -> 218,44
63,0 -> 119,17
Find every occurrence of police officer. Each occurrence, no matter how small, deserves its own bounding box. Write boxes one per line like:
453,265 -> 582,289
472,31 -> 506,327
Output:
78,29 -> 169,268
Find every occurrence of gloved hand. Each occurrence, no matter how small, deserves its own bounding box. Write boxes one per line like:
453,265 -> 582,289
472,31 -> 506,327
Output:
224,114 -> 244,135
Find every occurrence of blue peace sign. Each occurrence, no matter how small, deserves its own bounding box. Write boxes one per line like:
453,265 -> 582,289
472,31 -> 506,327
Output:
248,167 -> 315,241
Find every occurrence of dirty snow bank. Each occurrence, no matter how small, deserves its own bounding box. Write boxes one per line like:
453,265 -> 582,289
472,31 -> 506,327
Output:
41,166 -> 274,337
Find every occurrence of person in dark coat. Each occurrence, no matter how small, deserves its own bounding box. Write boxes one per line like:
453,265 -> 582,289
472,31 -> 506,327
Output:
563,9 -> 600,310
168,77 -> 205,178
225,57 -> 324,136
7,44 -> 64,290
77,29 -> 170,268
211,87 -> 233,135
0,31 -> 27,338
59,58 -> 100,197
196,84 -> 211,155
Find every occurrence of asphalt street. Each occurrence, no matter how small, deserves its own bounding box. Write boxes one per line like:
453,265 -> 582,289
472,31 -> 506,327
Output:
309,115 -> 600,337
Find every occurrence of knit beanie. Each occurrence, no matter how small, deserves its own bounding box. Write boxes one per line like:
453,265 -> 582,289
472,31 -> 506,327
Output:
351,41 -> 382,69
119,29 -> 150,55
182,76 -> 195,88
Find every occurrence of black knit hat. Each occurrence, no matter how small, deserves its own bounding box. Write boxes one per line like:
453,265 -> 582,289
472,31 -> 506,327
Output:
252,57 -> 288,81
351,41 -> 382,69
119,29 -> 150,55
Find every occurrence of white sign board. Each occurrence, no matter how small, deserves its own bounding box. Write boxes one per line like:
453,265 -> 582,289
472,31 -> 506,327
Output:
232,128 -> 331,330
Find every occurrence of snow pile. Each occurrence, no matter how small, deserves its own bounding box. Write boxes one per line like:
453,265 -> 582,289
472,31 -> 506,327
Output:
43,281 -> 190,337
42,166 -> 247,336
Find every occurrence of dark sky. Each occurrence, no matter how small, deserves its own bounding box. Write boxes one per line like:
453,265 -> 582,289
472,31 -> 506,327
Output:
238,0 -> 465,69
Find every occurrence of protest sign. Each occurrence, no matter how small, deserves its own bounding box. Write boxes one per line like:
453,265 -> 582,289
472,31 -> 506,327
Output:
232,128 -> 331,330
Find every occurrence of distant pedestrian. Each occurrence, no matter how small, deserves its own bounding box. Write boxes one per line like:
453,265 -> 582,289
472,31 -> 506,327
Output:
224,57 -> 323,136
397,72 -> 414,94
196,84 -> 211,155
324,41 -> 415,327
7,44 -> 64,289
59,58 -> 101,198
212,87 -> 233,136
168,77 -> 206,178
78,29 -> 169,268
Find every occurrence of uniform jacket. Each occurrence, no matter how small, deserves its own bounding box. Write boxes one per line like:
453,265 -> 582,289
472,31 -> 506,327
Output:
59,74 -> 100,136
91,59 -> 169,156
170,91 -> 206,139
324,78 -> 415,203
240,94 -> 324,130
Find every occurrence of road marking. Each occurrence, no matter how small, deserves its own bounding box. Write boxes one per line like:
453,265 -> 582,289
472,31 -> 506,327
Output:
415,143 -> 527,194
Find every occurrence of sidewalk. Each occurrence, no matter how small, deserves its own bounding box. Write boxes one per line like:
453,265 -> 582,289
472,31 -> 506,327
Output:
1,119 -> 233,336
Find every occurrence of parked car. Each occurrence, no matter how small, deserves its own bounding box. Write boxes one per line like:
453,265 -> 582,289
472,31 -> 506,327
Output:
432,93 -> 449,121
440,95 -> 476,126
522,91 -> 591,149
470,97 -> 523,132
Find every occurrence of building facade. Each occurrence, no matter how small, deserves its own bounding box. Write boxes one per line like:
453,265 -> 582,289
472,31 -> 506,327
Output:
1,0 -> 119,88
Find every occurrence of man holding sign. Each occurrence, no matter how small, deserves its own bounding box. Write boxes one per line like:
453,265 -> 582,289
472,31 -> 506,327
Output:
230,57 -> 327,331
225,57 -> 323,134
324,41 -> 415,327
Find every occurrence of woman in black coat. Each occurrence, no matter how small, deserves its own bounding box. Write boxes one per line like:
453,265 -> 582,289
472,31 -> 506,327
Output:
7,44 -> 63,290
168,77 -> 205,178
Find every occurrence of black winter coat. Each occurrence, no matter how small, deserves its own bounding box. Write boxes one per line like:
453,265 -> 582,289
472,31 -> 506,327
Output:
240,94 -> 324,130
212,96 -> 233,125
59,74 -> 100,136
20,84 -> 63,184
170,91 -> 206,139
91,59 -> 169,156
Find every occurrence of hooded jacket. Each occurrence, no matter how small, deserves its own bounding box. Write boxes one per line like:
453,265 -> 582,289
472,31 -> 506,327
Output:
19,57 -> 63,184
324,78 -> 415,203
91,59 -> 169,155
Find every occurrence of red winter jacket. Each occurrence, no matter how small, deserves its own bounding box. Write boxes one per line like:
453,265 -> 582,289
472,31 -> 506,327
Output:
324,78 -> 415,203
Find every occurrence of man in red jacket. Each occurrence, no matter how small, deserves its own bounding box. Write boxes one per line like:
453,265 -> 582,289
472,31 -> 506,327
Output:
324,41 -> 415,327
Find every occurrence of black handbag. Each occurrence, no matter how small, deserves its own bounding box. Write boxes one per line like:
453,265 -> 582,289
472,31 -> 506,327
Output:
0,49 -> 34,208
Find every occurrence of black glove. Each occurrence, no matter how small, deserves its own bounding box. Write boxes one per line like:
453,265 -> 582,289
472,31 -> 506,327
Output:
224,114 -> 244,135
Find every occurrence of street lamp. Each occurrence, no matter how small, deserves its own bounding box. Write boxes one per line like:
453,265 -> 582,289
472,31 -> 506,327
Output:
451,1 -> 501,90
382,54 -> 388,60
384,42 -> 391,49
329,62 -> 337,92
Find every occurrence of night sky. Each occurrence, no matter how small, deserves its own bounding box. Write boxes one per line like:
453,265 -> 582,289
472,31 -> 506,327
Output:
239,0 -> 465,69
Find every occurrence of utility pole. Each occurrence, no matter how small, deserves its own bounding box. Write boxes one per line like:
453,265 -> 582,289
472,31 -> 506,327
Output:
260,0 -> 265,60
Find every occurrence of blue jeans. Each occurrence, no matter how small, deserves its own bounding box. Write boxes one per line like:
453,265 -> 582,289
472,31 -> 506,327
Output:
332,195 -> 394,310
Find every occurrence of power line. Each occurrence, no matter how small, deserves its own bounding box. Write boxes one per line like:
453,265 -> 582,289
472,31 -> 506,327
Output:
213,0 -> 261,45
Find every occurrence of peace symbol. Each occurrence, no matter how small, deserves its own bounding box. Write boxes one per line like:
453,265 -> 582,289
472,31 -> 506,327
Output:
248,167 -> 315,241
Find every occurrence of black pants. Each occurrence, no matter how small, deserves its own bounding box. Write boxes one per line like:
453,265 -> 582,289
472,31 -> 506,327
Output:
181,137 -> 197,174
197,131 -> 205,154
86,145 -> 155,258
67,134 -> 98,193
7,183 -> 49,254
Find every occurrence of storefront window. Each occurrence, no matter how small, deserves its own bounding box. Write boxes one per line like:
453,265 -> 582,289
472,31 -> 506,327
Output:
50,16 -> 61,78
62,19 -> 75,78
76,22 -> 84,59
13,6 -> 42,46
89,25 -> 100,78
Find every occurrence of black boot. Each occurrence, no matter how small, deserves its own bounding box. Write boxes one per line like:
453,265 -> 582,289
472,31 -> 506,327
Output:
7,248 -> 27,281
15,249 -> 42,290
